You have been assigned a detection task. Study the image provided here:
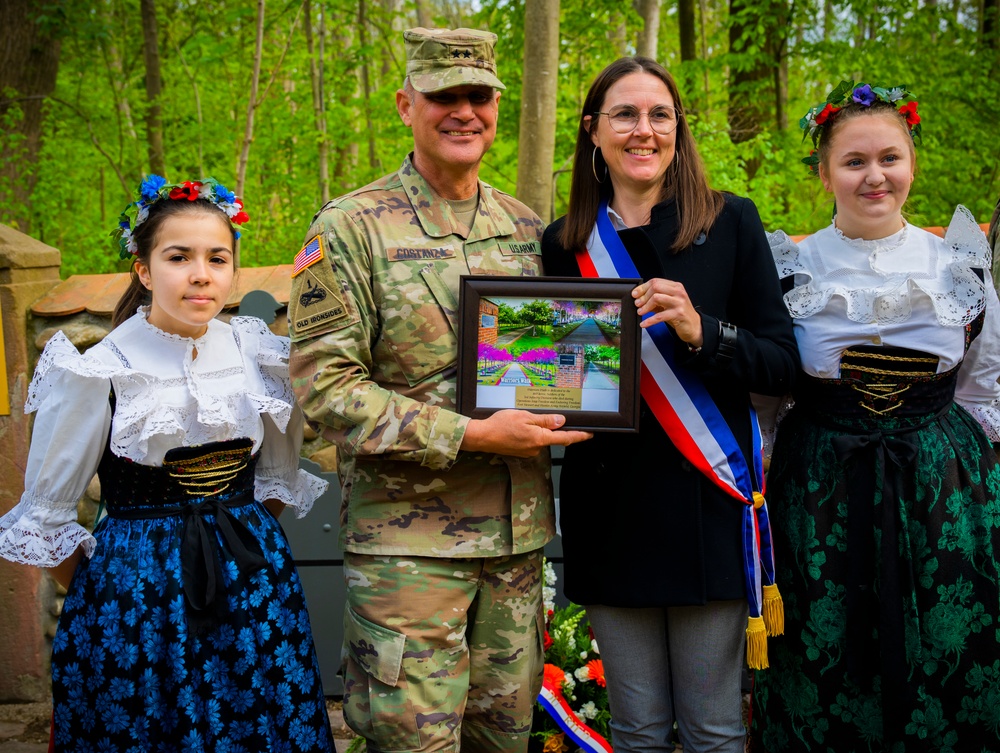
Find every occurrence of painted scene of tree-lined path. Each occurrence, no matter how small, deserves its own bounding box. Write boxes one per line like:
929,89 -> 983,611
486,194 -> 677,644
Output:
475,296 -> 623,413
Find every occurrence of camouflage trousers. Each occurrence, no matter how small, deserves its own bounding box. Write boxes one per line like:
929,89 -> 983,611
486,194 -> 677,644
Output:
342,550 -> 545,753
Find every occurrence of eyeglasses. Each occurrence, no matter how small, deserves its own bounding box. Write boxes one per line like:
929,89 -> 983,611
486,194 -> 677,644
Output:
593,105 -> 682,135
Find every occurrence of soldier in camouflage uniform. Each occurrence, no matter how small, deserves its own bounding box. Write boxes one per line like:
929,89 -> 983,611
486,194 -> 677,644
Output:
288,27 -> 591,753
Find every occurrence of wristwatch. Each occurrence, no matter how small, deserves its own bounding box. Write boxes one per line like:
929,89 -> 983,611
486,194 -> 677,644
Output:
717,321 -> 738,365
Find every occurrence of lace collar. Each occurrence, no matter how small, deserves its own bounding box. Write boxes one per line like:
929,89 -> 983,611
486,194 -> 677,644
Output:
831,218 -> 909,255
136,305 -> 212,347
768,205 -> 990,326
27,316 -> 295,463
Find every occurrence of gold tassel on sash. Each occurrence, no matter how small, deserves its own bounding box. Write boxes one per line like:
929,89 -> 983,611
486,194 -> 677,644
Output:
762,583 -> 785,636
751,491 -> 786,640
746,616 -> 769,670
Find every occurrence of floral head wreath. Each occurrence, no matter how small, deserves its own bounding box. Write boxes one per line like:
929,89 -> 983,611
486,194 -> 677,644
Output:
113,175 -> 250,259
800,80 -> 921,176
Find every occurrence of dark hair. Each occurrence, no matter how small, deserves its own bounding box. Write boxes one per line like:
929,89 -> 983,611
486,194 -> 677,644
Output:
559,56 -> 724,252
817,102 -> 915,175
111,199 -> 237,328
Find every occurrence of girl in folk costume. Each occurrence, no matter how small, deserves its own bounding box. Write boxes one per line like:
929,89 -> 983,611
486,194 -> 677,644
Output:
0,177 -> 336,752
541,57 -> 799,753
751,82 -> 1000,752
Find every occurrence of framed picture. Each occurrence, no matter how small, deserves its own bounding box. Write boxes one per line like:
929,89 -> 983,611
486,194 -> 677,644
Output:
457,275 -> 642,432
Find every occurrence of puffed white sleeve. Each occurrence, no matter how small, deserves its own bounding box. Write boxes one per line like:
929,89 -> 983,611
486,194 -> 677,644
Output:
231,317 -> 328,517
955,272 -> 1000,441
0,333 -> 112,566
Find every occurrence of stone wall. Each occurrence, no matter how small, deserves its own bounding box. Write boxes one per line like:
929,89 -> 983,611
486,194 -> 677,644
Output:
0,225 -> 61,702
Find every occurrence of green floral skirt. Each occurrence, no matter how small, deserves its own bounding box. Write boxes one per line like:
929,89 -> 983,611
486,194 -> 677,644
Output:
751,402 -> 1000,753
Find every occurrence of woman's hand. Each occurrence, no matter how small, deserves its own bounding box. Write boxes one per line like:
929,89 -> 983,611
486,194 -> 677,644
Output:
633,278 -> 704,347
49,547 -> 83,591
263,499 -> 286,518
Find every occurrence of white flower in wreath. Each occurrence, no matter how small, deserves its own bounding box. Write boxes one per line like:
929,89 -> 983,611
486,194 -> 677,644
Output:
579,701 -> 598,720
574,666 -> 591,683
591,638 -> 600,654
562,674 -> 576,694
544,561 -> 557,586
543,588 -> 555,615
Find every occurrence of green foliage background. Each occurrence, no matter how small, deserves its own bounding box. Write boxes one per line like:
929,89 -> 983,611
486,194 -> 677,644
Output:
5,0 -> 1000,277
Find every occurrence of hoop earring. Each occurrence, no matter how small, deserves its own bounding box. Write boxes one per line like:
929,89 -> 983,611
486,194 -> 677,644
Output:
591,148 -> 607,184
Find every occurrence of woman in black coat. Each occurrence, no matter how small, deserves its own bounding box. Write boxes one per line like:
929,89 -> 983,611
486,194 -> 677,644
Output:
542,56 -> 798,753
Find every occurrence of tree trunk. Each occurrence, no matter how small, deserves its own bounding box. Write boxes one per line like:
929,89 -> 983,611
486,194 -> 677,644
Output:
635,0 -> 662,60
699,0 -> 711,106
610,19 -> 628,57
175,43 -> 206,176
304,0 -> 330,204
140,0 -> 166,176
516,0 -> 560,221
774,50 -> 788,131
678,0 -> 697,62
235,0 -> 265,264
728,0 -> 775,178
984,0 -> 999,48
770,1 -> 789,131
358,0 -> 381,173
0,0 -> 63,232
415,0 -> 433,27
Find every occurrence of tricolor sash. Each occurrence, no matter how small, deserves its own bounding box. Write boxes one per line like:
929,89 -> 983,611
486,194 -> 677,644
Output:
577,201 -> 783,668
539,668 -> 613,753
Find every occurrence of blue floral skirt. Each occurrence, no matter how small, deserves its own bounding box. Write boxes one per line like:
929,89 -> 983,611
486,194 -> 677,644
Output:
751,403 -> 1000,753
51,499 -> 335,753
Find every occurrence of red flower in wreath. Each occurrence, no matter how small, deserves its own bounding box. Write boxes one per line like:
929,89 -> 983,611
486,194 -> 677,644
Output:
543,663 -> 566,695
587,659 -> 606,688
898,101 -> 920,128
814,103 -> 840,125
231,198 -> 250,225
169,181 -> 202,201
543,630 -> 553,651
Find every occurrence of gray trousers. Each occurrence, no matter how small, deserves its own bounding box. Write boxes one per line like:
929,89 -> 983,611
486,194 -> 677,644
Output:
586,599 -> 748,753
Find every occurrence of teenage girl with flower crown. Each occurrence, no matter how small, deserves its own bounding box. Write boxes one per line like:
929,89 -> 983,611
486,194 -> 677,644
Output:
0,177 -> 336,752
751,83 -> 1000,752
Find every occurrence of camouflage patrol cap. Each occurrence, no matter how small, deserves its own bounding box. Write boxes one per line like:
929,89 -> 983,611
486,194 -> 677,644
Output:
404,27 -> 506,93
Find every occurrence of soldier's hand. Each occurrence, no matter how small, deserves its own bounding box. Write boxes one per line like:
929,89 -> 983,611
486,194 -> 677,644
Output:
462,410 -> 592,457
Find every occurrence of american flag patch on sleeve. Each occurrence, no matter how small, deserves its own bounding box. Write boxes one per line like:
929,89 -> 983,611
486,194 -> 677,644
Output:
291,236 -> 325,277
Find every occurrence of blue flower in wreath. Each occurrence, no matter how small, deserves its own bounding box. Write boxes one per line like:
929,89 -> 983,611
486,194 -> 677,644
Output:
852,84 -> 876,106
215,184 -> 236,204
139,174 -> 167,201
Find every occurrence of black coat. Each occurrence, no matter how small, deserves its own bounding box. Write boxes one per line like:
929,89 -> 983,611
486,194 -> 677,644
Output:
542,194 -> 799,606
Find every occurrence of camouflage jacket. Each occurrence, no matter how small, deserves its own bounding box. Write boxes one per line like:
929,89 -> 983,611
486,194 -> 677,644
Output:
288,155 -> 555,557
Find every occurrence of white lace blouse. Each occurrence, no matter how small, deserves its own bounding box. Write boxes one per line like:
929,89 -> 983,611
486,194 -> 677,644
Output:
765,205 -> 1000,440
0,311 -> 327,567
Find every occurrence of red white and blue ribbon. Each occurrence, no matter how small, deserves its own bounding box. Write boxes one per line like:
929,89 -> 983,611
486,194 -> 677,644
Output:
577,201 -> 775,619
539,680 -> 613,753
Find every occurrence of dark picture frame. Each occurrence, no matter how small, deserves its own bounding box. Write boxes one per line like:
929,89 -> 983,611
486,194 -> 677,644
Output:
457,275 -> 642,432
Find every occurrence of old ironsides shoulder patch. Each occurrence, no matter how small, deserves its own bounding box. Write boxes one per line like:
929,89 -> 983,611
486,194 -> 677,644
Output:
290,265 -> 351,336
291,235 -> 325,277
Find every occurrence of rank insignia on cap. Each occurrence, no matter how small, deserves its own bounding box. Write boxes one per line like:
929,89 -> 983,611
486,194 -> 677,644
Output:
291,235 -> 325,277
